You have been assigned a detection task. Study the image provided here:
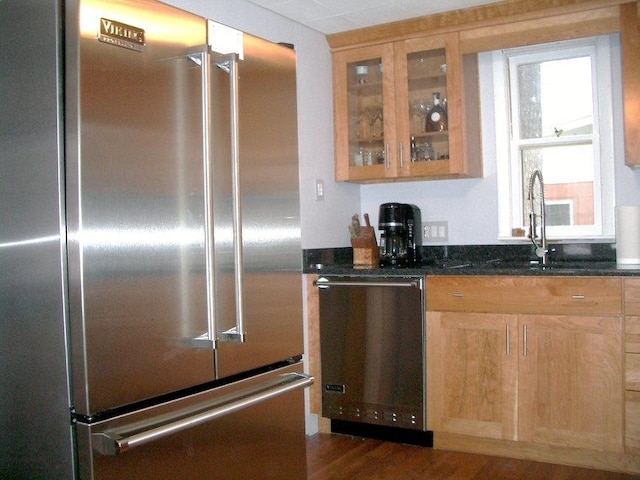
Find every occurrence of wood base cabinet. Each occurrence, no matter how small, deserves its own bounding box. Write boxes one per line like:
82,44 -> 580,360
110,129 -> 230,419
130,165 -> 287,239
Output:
625,279 -> 640,452
428,312 -> 518,441
427,276 -> 628,471
517,314 -> 623,452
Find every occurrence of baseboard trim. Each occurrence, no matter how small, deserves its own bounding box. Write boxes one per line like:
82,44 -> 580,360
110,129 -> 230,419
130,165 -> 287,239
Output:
434,431 -> 640,475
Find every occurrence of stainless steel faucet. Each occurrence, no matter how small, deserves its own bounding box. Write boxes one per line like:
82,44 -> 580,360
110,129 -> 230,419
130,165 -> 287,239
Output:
528,169 -> 548,265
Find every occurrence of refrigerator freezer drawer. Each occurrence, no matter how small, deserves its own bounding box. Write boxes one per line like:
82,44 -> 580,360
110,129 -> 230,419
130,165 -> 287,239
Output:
76,363 -> 312,479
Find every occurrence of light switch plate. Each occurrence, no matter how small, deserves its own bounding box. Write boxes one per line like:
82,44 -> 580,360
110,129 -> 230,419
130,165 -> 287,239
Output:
314,178 -> 324,201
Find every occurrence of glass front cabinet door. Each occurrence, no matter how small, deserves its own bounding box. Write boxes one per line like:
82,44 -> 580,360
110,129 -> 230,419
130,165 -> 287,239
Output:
333,33 -> 481,182
333,44 -> 398,182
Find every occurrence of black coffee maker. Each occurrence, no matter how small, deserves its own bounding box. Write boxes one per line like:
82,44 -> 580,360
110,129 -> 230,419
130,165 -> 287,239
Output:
378,203 -> 422,267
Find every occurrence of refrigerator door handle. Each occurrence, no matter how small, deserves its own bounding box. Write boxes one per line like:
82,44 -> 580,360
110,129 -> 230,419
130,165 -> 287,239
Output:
216,53 -> 246,344
170,46 -> 218,351
193,47 -> 218,350
91,372 -> 314,456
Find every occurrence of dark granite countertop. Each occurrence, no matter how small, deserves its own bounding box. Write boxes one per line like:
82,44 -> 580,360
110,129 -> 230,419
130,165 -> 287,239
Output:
303,243 -> 640,277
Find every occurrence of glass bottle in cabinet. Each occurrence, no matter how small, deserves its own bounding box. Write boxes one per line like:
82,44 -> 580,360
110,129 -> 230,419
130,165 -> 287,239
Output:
426,92 -> 447,133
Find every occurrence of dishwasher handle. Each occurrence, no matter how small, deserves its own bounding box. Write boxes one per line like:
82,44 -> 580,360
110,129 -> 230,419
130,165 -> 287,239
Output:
314,277 -> 422,289
91,372 -> 314,456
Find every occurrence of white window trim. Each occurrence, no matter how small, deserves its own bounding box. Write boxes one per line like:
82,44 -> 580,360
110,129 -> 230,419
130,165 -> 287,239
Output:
490,35 -> 616,242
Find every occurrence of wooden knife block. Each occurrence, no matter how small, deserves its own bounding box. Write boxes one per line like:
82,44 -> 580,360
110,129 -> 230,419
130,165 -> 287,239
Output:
351,226 -> 380,268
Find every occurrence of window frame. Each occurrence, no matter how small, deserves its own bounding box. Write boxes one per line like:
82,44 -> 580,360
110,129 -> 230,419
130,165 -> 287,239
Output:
491,35 -> 616,241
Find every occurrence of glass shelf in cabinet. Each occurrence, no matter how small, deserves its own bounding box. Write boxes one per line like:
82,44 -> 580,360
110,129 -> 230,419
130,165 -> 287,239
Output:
355,137 -> 385,144
351,82 -> 383,96
412,130 -> 448,138
408,75 -> 447,91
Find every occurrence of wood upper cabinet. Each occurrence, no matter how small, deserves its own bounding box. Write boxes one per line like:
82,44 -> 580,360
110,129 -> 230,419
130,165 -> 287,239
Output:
330,0 -> 640,175
621,2 -> 640,168
427,276 -> 624,453
333,32 -> 482,183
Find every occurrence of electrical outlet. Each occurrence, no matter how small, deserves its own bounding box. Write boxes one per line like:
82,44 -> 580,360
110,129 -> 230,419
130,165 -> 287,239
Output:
423,221 -> 448,243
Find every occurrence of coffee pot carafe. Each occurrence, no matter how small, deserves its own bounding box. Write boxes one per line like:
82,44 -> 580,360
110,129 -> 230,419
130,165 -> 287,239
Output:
378,203 -> 421,267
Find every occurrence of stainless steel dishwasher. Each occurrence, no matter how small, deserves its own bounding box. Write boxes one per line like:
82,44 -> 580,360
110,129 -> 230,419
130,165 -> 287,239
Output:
315,275 -> 431,446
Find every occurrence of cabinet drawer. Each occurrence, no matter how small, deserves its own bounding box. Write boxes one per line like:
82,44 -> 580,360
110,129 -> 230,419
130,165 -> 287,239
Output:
626,317 -> 640,353
625,279 -> 640,316
427,276 -> 622,315
626,391 -> 640,453
626,353 -> 640,391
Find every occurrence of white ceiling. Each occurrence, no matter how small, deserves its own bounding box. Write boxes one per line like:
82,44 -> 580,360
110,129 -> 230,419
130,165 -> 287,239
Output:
244,0 -> 504,35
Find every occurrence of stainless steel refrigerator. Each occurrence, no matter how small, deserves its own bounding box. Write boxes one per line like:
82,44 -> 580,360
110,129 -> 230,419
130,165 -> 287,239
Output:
0,0 -> 311,478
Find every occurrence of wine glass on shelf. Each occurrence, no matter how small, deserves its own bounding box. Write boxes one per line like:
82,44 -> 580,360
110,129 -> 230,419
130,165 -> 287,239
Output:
363,106 -> 383,139
410,99 -> 431,133
422,141 -> 437,161
351,112 -> 362,140
375,108 -> 383,138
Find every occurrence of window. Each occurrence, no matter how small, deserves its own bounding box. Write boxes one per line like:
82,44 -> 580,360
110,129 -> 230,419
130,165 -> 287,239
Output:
490,35 -> 617,241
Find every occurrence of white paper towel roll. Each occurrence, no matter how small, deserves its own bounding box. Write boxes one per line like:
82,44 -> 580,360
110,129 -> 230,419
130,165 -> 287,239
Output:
616,206 -> 640,265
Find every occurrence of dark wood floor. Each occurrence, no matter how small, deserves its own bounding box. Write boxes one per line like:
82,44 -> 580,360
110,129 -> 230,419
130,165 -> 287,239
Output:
306,433 -> 640,480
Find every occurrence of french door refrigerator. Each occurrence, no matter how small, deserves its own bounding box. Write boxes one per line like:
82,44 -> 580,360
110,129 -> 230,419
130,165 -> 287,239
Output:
0,0 -> 311,478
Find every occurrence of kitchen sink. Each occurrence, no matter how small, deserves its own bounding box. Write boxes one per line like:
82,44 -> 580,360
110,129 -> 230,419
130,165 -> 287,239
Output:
493,259 -> 604,271
436,258 -> 615,273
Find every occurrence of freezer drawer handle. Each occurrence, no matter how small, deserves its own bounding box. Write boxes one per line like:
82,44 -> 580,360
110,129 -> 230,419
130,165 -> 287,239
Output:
91,372 -> 314,456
